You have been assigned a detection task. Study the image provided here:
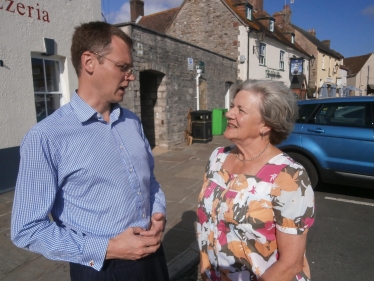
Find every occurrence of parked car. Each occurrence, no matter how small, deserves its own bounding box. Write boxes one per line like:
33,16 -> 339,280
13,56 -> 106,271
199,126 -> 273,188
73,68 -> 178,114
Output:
278,96 -> 374,189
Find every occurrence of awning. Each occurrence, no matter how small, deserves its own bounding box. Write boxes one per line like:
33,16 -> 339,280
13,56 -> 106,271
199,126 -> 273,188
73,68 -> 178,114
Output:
368,84 -> 374,90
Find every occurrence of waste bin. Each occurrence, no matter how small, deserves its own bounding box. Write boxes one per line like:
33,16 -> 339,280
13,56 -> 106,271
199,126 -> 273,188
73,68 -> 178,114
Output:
212,108 -> 228,135
190,110 -> 212,143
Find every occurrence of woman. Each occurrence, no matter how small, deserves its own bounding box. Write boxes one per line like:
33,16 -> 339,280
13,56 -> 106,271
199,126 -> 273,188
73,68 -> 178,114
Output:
197,80 -> 315,281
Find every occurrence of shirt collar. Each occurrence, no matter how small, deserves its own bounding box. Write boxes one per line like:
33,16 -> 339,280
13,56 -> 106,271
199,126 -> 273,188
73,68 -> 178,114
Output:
70,91 -> 121,123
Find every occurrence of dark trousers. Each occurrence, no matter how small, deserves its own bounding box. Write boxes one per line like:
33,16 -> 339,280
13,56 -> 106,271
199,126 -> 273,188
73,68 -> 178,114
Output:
70,245 -> 169,281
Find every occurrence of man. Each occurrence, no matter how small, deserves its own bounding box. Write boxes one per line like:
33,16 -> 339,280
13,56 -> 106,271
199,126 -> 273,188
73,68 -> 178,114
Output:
11,21 -> 169,281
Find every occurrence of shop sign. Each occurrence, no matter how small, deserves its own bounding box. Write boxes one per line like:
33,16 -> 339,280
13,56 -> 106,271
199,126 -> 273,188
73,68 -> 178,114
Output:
0,0 -> 50,22
266,69 -> 281,79
325,77 -> 333,84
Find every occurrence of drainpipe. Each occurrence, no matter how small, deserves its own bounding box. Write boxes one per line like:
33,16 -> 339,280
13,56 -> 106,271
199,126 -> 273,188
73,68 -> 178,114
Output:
196,68 -> 202,110
247,27 -> 251,80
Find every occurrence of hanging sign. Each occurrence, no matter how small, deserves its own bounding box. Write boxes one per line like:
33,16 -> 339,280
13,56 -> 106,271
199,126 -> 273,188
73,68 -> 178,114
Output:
290,58 -> 304,76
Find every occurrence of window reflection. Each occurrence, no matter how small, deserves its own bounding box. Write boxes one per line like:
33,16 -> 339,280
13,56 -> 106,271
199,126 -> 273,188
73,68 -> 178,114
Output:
32,57 -> 61,122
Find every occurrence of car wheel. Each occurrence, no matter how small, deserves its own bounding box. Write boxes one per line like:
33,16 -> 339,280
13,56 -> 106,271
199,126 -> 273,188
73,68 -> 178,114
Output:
287,152 -> 318,189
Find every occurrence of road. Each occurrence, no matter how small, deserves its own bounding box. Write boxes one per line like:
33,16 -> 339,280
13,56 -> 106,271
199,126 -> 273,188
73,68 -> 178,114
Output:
175,183 -> 374,281
306,183 -> 374,280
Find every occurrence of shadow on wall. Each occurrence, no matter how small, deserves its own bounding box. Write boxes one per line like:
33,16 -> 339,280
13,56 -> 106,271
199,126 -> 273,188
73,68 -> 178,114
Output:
0,147 -> 20,194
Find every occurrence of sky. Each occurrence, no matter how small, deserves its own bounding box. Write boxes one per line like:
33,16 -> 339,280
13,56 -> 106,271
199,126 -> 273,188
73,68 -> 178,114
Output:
101,0 -> 374,58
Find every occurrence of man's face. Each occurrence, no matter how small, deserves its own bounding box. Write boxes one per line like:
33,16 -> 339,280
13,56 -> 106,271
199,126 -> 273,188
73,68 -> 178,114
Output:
93,36 -> 135,104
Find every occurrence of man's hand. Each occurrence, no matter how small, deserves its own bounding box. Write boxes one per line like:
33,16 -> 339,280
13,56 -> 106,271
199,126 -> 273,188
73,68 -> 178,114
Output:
139,212 -> 166,239
105,227 -> 161,260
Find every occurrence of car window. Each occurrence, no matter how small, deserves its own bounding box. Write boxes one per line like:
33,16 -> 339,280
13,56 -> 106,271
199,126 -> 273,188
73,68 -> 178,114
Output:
314,102 -> 367,127
296,104 -> 319,123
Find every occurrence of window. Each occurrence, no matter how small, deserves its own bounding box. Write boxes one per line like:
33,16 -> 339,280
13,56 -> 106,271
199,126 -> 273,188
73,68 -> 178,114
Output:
31,57 -> 62,122
313,103 -> 367,127
291,34 -> 295,44
296,104 -> 319,123
259,43 -> 266,66
322,55 -> 325,70
246,4 -> 253,21
269,19 -> 275,32
279,51 -> 285,70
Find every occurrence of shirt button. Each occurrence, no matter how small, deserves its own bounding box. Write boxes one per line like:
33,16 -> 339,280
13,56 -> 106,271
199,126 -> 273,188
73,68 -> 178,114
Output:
142,214 -> 145,218
129,168 -> 133,172
119,145 -> 123,149
96,113 -> 101,118
138,190 -> 140,195
89,260 -> 94,267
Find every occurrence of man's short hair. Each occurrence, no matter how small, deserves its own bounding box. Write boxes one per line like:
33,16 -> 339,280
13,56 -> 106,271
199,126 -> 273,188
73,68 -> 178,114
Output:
71,21 -> 133,76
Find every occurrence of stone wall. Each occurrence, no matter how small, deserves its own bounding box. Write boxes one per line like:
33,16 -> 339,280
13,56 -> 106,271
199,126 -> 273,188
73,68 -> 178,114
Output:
119,24 -> 237,148
166,0 -> 241,61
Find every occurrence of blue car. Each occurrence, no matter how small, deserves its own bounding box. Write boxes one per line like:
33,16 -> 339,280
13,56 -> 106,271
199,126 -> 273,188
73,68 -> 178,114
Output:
278,96 -> 374,189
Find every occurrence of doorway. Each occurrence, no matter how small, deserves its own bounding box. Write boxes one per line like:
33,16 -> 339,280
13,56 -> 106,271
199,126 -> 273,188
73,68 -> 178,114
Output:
139,71 -> 165,148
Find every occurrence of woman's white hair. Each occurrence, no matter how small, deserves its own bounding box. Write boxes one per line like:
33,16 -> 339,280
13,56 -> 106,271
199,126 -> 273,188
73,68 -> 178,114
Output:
234,79 -> 298,145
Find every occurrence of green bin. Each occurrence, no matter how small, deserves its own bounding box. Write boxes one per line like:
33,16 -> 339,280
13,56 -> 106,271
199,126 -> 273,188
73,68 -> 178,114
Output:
212,108 -> 228,135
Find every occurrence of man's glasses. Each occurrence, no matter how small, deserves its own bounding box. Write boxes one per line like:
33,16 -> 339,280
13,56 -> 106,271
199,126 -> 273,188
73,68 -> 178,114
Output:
91,52 -> 134,77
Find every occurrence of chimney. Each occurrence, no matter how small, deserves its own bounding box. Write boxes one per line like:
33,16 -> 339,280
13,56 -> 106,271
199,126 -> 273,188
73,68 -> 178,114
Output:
322,40 -> 331,49
248,0 -> 264,11
308,29 -> 316,37
130,0 -> 144,22
283,4 -> 291,25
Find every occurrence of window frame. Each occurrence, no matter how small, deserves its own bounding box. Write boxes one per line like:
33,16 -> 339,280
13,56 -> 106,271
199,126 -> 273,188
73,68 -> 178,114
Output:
279,50 -> 285,70
269,19 -> 275,32
259,43 -> 266,66
246,4 -> 253,21
31,55 -> 63,122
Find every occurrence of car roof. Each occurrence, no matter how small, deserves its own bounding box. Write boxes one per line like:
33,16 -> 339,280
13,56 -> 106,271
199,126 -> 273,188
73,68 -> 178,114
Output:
297,96 -> 374,105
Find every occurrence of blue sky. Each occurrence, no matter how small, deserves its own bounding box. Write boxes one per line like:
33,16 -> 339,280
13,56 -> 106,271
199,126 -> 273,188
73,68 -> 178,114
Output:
101,0 -> 374,58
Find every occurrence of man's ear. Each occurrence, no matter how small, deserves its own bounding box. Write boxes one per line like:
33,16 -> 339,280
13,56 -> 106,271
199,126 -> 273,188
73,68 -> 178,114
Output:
81,51 -> 95,74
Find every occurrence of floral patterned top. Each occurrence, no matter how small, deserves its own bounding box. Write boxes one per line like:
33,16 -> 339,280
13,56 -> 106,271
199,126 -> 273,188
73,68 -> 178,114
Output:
197,146 -> 315,281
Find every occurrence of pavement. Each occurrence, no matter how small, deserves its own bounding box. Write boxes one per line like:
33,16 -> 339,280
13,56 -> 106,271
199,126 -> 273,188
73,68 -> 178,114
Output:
0,135 -> 232,281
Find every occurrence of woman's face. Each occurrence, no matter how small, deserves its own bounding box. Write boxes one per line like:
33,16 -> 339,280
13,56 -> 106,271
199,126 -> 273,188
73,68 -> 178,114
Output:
224,90 -> 267,143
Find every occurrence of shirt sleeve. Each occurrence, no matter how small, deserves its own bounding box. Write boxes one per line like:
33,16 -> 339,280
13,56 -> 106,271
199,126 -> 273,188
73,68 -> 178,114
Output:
272,164 -> 316,235
139,122 -> 166,217
11,129 -> 108,271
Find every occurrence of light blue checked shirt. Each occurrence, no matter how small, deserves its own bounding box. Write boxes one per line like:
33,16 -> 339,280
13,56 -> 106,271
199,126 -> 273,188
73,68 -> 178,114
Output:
11,92 -> 166,271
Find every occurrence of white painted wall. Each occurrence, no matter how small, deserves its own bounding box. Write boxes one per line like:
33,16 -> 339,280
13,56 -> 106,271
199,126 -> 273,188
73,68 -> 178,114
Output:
237,26 -> 309,86
0,0 -> 101,149
351,53 -> 374,96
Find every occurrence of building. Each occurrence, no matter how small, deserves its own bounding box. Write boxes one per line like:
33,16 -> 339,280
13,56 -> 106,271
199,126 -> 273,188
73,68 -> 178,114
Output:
344,53 -> 374,96
273,5 -> 344,98
162,0 -> 310,101
117,22 -> 237,148
0,0 -> 101,193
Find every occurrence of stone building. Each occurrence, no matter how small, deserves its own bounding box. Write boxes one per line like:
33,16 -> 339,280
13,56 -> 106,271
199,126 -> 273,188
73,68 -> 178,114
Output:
117,23 -> 237,148
162,0 -> 310,100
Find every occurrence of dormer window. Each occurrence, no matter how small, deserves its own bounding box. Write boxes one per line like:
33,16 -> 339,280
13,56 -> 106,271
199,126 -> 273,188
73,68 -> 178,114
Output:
246,4 -> 253,21
269,18 -> 275,32
291,33 -> 295,44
